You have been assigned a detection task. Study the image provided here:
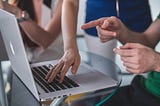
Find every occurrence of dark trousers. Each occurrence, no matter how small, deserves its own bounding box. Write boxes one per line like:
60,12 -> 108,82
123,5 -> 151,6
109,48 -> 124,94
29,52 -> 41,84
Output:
102,75 -> 160,106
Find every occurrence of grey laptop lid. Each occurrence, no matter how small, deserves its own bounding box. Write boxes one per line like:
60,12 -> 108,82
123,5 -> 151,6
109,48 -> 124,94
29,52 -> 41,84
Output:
0,9 -> 39,100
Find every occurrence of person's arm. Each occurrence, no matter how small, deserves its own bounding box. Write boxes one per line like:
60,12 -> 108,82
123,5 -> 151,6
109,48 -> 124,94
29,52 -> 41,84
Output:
61,0 -> 79,52
61,0 -> 80,75
19,19 -> 57,48
117,18 -> 160,48
19,0 -> 63,48
0,0 -> 62,49
81,16 -> 160,48
82,16 -> 160,74
45,0 -> 80,83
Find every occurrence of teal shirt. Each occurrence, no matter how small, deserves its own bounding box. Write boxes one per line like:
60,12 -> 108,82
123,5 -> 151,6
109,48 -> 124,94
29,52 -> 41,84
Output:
142,13 -> 160,98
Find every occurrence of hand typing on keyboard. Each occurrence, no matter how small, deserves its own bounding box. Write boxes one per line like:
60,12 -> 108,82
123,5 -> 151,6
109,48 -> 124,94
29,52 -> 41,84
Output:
45,49 -> 81,83
32,65 -> 79,93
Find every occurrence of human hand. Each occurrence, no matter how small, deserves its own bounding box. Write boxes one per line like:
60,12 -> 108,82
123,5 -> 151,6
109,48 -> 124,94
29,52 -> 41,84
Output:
0,0 -> 21,18
45,48 -> 80,83
114,43 -> 160,74
81,16 -> 125,43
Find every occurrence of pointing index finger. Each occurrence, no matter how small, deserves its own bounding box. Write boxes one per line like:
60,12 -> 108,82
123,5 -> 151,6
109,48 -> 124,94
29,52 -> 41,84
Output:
81,18 -> 106,29
81,20 -> 100,29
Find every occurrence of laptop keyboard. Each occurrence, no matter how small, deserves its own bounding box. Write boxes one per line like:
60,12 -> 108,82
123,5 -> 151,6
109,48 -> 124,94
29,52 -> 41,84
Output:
31,64 -> 79,93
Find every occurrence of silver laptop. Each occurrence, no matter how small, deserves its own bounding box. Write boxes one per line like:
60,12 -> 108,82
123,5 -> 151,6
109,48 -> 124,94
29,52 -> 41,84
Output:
0,9 -> 118,101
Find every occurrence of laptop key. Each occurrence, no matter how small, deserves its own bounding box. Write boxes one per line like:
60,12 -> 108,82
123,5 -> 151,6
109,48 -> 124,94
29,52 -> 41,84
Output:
32,70 -> 55,92
43,65 -> 52,71
31,65 -> 79,92
64,76 -> 79,87
32,67 -> 61,91
33,76 -> 49,93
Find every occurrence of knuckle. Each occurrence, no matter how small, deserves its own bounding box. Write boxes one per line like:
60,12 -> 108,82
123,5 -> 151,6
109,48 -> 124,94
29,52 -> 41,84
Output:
110,16 -> 116,20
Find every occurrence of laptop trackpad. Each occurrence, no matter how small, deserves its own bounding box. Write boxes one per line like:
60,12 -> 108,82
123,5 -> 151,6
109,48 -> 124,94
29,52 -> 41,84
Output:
68,63 -> 117,90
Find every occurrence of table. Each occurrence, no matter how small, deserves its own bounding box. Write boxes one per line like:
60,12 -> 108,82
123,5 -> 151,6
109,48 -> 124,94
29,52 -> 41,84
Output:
0,51 -> 122,106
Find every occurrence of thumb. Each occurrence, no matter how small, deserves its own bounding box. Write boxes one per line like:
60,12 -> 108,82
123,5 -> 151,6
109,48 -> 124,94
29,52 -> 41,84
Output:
101,20 -> 110,29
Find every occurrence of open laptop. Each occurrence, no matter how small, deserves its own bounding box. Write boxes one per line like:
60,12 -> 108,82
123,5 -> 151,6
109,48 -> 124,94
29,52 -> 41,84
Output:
0,9 -> 118,101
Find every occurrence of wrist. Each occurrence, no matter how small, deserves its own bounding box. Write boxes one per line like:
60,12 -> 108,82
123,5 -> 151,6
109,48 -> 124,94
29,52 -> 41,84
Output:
64,46 -> 78,53
64,41 -> 78,51
153,52 -> 160,72
116,23 -> 129,43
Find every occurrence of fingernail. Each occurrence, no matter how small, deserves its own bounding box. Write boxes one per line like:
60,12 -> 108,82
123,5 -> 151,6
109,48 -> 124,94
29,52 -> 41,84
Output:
48,79 -> 51,83
73,70 -> 76,74
113,48 -> 118,53
45,77 -> 47,79
59,80 -> 62,83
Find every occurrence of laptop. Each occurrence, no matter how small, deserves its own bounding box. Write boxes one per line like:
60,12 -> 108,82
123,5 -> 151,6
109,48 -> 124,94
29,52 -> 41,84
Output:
0,9 -> 118,101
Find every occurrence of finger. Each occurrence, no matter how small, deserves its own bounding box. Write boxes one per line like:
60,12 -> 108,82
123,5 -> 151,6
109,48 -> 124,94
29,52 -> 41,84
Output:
71,60 -> 80,75
120,43 -> 142,49
121,56 -> 138,64
123,62 -> 139,71
81,20 -> 100,29
101,20 -> 110,29
59,64 -> 69,83
101,17 -> 116,29
45,71 -> 51,80
97,30 -> 114,43
45,64 -> 57,80
48,65 -> 62,83
81,18 -> 106,29
113,48 -> 135,57
125,67 -> 135,74
98,34 -> 115,41
48,61 -> 64,83
71,64 -> 79,75
97,26 -> 117,38
125,66 -> 140,74
99,36 -> 114,43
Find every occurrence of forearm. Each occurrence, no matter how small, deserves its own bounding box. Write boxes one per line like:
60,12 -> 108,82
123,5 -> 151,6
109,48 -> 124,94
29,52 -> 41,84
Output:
118,28 -> 152,48
62,0 -> 79,51
153,51 -> 160,72
116,23 -> 153,48
19,19 -> 57,48
45,0 -> 62,38
1,1 -> 58,49
118,19 -> 160,49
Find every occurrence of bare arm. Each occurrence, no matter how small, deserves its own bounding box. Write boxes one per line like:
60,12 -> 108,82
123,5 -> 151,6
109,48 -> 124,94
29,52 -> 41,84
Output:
45,0 -> 81,83
0,0 -> 62,49
19,0 -> 63,48
19,19 -> 57,48
62,0 -> 79,52
118,18 -> 160,48
81,16 -> 160,73
81,16 -> 160,48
